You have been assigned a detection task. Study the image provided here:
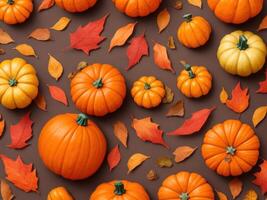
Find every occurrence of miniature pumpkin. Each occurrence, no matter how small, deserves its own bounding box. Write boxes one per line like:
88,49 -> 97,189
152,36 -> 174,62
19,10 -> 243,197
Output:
208,0 -> 263,24
0,58 -> 39,109
38,113 -> 107,180
217,31 -> 267,77
70,63 -> 126,117
202,119 -> 260,177
158,171 -> 214,200
55,0 -> 97,13
177,62 -> 212,98
112,0 -> 161,17
0,0 -> 33,25
90,180 -> 150,200
48,187 -> 74,200
177,14 -> 211,48
131,76 -> 165,109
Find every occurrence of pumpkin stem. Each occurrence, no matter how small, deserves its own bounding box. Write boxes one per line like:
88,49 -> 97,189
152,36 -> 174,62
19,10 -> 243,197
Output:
237,35 -> 249,50
179,192 -> 189,200
76,113 -> 88,126
9,79 -> 17,87
144,83 -> 151,90
93,78 -> 103,88
114,182 -> 126,195
226,146 -> 236,156
185,64 -> 195,78
183,13 -> 192,22
7,0 -> 14,5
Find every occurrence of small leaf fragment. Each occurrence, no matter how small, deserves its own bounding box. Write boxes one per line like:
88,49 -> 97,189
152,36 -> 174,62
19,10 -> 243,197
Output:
77,61 -> 88,70
229,178 -> 243,199
166,100 -> 184,117
1,179 -> 14,200
48,54 -> 64,81
173,0 -> 183,10
28,28 -> 51,41
51,17 -> 71,31
220,87 -> 228,104
0,29 -> 14,44
156,156 -> 173,168
187,0 -> 202,8
258,16 -> 267,31
168,36 -> 176,49
34,93 -> 47,111
146,170 -> 158,181
257,70 -> 267,93
0,48 -> 5,55
243,190 -> 258,200
14,44 -> 37,57
127,153 -> 150,173
173,146 -> 197,163
162,85 -> 174,104
157,9 -> 170,33
113,121 -> 128,148
252,160 -> 267,194
107,145 -> 121,171
47,85 -> 68,106
38,0 -> 55,12
216,191 -> 228,200
0,115 -> 5,138
252,106 -> 267,127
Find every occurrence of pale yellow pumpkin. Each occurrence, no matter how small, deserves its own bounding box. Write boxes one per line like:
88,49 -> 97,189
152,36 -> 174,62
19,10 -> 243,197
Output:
217,31 -> 267,77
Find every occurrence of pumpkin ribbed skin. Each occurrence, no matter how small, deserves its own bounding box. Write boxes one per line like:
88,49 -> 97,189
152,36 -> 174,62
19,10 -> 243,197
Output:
55,0 -> 97,13
90,180 -> 150,200
202,120 -> 260,177
70,63 -> 126,117
38,113 -> 107,180
131,76 -> 165,109
112,0 -> 161,17
47,187 -> 74,200
158,171 -> 214,200
208,0 -> 263,24
0,58 -> 39,109
0,0 -> 33,25
217,31 -> 267,77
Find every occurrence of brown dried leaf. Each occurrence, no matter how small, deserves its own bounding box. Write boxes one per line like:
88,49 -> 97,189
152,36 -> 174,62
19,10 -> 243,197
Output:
157,9 -> 170,33
166,100 -> 184,117
34,93 -> 47,111
243,189 -> 258,200
168,36 -> 176,49
229,178 -> 243,199
216,191 -> 228,200
146,170 -> 158,181
113,121 -> 128,148
173,0 -> 183,10
48,54 -> 63,81
0,29 -> 14,44
14,44 -> 37,57
77,61 -> 88,71
188,0 -> 202,8
252,106 -> 267,127
156,156 -> 173,168
258,16 -> 267,31
162,85 -> 174,104
28,28 -> 51,41
51,17 -> 71,31
1,179 -> 14,200
220,87 -> 228,104
127,153 -> 150,173
173,146 -> 197,163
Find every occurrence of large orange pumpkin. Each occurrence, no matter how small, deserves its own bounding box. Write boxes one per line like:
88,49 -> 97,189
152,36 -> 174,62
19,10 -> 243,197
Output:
48,187 -> 74,200
202,120 -> 260,177
112,0 -> 162,17
0,0 -> 33,24
208,0 -> 263,24
70,63 -> 126,117
38,113 -> 107,180
158,171 -> 214,200
90,180 -> 150,200
55,0 -> 97,13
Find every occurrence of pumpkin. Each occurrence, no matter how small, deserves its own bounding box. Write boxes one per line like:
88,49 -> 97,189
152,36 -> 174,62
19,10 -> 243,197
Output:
202,119 -> 260,177
55,0 -> 97,13
112,0 -> 161,17
177,14 -> 211,48
208,0 -> 263,24
0,0 -> 33,25
0,58 -> 39,109
158,171 -> 214,200
217,31 -> 267,77
177,62 -> 212,98
70,63 -> 126,117
48,187 -> 74,200
90,180 -> 150,200
38,113 -> 107,180
131,76 -> 165,109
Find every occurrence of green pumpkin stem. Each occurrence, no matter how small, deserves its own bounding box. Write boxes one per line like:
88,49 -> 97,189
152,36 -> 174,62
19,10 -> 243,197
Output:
93,78 -> 103,88
179,192 -> 189,200
144,83 -> 151,90
114,182 -> 126,195
7,0 -> 14,5
185,64 -> 195,79
237,35 -> 249,50
9,79 -> 17,87
183,13 -> 193,22
76,113 -> 88,126
226,146 -> 236,156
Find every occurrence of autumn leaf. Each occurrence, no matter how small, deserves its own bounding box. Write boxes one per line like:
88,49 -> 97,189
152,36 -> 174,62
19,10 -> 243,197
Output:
28,28 -> 51,41
220,87 -> 228,104
109,22 -> 137,52
113,121 -> 128,148
253,160 -> 267,194
166,100 -> 185,117
51,17 -> 71,31
146,170 -> 158,181
244,190 -> 258,200
0,29 -> 14,44
173,146 -> 197,163
131,117 -> 168,148
34,93 -> 47,111
252,106 -> 267,127
168,36 -> 176,49
47,85 -> 68,106
168,107 -> 215,136
173,0 -> 183,10
162,85 -> 174,104
107,145 -> 121,171
126,33 -> 148,70
216,191 -> 228,200
188,0 -> 202,8
257,70 -> 267,93
156,156 -> 173,168
226,82 -> 249,113
0,115 -> 5,138
1,179 -> 14,200
127,153 -> 150,173
157,9 -> 170,33
0,48 -> 5,55
70,15 -> 108,55
0,155 -> 38,192
48,54 -> 63,80
38,0 -> 55,12
153,42 -> 174,73
229,178 -> 243,199
258,16 -> 267,31
8,112 -> 33,149
14,44 -> 37,57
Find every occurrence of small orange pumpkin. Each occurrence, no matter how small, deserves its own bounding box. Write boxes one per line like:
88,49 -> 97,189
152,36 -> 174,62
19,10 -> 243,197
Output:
158,171 -> 214,200
0,0 -> 33,25
48,187 -> 74,200
112,0 -> 162,17
55,0 -> 97,13
38,113 -> 107,180
202,119 -> 260,176
70,63 -> 126,117
177,14 -> 211,48
131,76 -> 166,109
177,62 -> 212,98
90,180 -> 150,200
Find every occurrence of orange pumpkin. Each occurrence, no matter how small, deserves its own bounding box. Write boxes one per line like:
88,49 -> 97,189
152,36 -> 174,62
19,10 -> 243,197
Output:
38,113 -> 107,180
131,76 -> 165,109
48,187 -> 74,200
112,0 -> 161,17
177,14 -> 211,48
90,180 -> 150,200
158,171 -> 214,200
70,63 -> 126,117
55,0 -> 97,13
208,0 -> 263,24
0,0 -> 33,25
202,120 -> 260,177
177,63 -> 212,98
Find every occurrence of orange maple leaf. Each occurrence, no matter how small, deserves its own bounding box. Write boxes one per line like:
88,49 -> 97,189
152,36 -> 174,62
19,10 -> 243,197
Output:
253,160 -> 267,194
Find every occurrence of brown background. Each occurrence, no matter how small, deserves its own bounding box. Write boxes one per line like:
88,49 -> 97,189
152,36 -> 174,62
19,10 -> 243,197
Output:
0,0 -> 267,199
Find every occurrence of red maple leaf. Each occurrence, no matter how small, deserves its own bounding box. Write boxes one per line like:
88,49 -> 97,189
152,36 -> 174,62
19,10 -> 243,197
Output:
107,145 -> 121,171
253,160 -> 267,194
70,15 -> 108,55
257,70 -> 267,94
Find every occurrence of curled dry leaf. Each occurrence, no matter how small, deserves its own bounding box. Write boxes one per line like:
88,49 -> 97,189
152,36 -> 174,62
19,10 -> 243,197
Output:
113,121 -> 128,148
146,170 -> 158,181
157,9 -> 170,33
257,70 -> 267,93
162,85 -> 174,104
0,115 -> 5,137
153,42 -> 174,73
258,16 -> 267,31
166,100 -> 184,117
168,36 -> 176,49
14,44 -> 37,57
1,179 -> 14,200
51,17 -> 71,31
216,191 -> 228,200
47,85 -> 68,106
229,178 -> 243,199
28,28 -> 50,41
107,145 -> 121,171
243,190 -> 258,200
0,29 -> 14,44
38,0 -> 55,12
187,0 -> 202,8
156,156 -> 173,168
220,87 -> 228,104
48,54 -> 64,81
252,106 -> 267,127
173,0 -> 183,10
253,160 -> 267,194
127,153 -> 150,173
173,146 -> 197,163
34,93 -> 47,111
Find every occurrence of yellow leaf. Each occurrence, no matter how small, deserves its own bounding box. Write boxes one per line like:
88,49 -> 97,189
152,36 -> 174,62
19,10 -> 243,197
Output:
252,106 -> 267,127
48,54 -> 63,81
1,179 -> 14,200
220,87 -> 228,104
157,8 -> 170,33
127,153 -> 150,173
244,189 -> 258,200
187,0 -> 202,8
51,17 -> 71,31
258,16 -> 267,31
0,29 -> 14,44
168,36 -> 176,49
216,191 -> 228,200
14,44 -> 37,57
